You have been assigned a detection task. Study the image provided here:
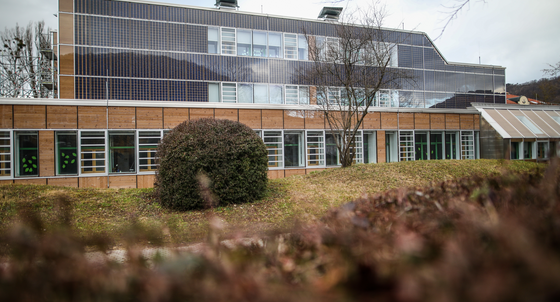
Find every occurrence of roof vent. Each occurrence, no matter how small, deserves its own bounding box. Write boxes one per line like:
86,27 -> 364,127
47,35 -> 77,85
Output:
318,7 -> 343,21
215,0 -> 238,9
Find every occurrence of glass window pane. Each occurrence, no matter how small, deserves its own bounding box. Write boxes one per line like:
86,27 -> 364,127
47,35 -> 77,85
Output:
270,85 -> 283,104
208,83 -> 220,102
208,27 -> 219,54
16,133 -> 38,177
268,32 -> 282,58
254,84 -> 268,103
110,132 -> 135,173
284,132 -> 303,167
237,29 -> 252,56
57,132 -> 78,175
253,31 -> 267,57
399,131 -> 414,161
238,83 -> 253,103
298,34 -> 308,60
299,86 -> 309,104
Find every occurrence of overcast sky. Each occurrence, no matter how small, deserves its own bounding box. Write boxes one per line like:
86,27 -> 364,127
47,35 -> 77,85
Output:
1,0 -> 558,84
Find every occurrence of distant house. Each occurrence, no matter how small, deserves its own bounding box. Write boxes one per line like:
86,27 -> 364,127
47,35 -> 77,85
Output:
507,93 -> 549,105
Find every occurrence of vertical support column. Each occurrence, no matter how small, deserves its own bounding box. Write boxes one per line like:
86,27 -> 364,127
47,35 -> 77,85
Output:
377,130 -> 386,163
39,131 -> 55,177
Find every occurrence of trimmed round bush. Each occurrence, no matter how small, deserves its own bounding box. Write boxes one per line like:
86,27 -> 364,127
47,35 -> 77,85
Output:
155,118 -> 268,210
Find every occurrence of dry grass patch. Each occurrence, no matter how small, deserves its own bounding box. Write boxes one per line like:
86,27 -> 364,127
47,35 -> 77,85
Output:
0,160 -> 544,245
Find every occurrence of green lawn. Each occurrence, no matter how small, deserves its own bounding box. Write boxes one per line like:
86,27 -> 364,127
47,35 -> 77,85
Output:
0,159 -> 544,245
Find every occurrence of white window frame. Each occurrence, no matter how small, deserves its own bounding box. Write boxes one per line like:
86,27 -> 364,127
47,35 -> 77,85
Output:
363,131 -> 377,164
55,131 -> 78,176
137,130 -> 163,174
221,82 -> 237,103
306,130 -> 326,168
284,33 -> 298,60
79,130 -> 107,176
207,26 -> 220,54
236,29 -> 252,56
0,131 -> 12,178
283,131 -> 305,167
460,130 -> 475,160
399,131 -> 415,162
263,130 -> 284,169
220,27 -> 236,56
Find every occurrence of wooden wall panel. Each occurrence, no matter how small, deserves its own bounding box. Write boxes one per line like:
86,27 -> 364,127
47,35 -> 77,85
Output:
304,110 -> 324,129
163,108 -> 189,128
380,113 -> 398,129
398,113 -> 414,129
190,108 -> 214,120
109,175 -> 136,189
214,108 -> 238,122
39,131 -> 55,177
285,169 -> 306,177
48,177 -> 78,188
59,13 -> 74,44
109,107 -> 135,129
0,180 -> 13,185
430,113 -> 445,129
137,107 -> 163,129
267,170 -> 284,179
261,110 -> 283,129
59,0 -> 73,12
415,113 -> 430,129
460,114 -> 474,129
59,76 -> 74,99
238,109 -> 261,129
79,176 -> 107,188
14,179 -> 46,185
78,106 -> 106,129
137,175 -> 156,189
377,130 -> 386,163
446,114 -> 460,129
362,112 -> 381,129
47,106 -> 77,129
0,105 -> 12,128
14,105 -> 45,129
284,110 -> 305,129
59,45 -> 74,75
474,114 -> 480,130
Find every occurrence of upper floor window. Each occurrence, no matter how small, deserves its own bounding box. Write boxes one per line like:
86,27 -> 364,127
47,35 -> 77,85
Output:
221,28 -> 236,55
253,31 -> 267,57
208,27 -> 219,54
237,29 -> 252,56
284,33 -> 297,60
268,32 -> 283,58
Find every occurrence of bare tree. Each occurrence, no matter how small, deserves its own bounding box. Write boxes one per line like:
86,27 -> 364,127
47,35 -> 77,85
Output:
543,62 -> 560,78
0,21 -> 52,98
300,4 -> 413,168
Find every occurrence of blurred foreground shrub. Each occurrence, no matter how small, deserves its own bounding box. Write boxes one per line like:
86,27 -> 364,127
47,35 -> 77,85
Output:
0,160 -> 559,301
155,118 -> 268,210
